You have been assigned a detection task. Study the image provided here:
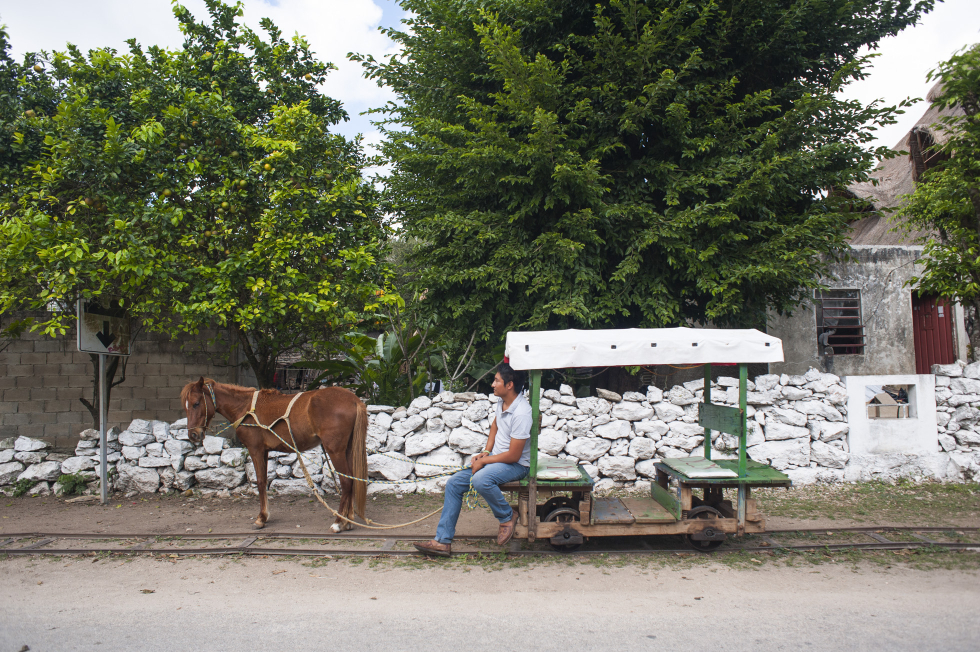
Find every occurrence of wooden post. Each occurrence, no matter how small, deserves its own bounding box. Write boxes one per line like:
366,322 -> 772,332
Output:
528,370 -> 541,542
737,483 -> 747,535
702,363 -> 712,460
738,362 -> 748,479
680,485 -> 693,514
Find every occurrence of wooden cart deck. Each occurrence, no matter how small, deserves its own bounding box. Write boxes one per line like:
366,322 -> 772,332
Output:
654,458 -> 793,488
504,457 -> 789,543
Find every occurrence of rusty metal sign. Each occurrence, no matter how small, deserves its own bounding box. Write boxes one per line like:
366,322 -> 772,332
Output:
76,298 -> 131,356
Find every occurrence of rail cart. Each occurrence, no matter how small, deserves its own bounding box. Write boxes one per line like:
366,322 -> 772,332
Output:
500,328 -> 792,551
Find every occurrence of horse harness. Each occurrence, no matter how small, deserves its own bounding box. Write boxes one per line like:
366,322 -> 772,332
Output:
201,383 -> 307,450
237,389 -> 307,450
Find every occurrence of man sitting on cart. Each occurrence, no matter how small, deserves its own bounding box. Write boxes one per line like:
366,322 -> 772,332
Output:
414,363 -> 532,557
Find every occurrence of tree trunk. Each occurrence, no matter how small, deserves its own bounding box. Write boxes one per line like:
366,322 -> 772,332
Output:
78,354 -> 128,430
969,301 -> 980,363
235,326 -> 276,389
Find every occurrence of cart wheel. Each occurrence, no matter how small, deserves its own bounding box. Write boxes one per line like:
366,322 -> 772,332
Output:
685,505 -> 725,552
544,507 -> 582,552
537,496 -> 576,521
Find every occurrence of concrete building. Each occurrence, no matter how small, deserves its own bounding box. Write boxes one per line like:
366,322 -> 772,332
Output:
769,83 -> 971,377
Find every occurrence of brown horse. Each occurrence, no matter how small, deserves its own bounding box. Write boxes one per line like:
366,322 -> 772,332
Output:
180,377 -> 367,531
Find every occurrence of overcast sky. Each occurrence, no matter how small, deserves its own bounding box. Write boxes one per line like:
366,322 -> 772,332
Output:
2,0 -> 979,157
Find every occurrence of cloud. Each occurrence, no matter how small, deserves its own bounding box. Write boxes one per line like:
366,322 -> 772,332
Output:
4,0 -> 975,158
0,0 -> 406,140
839,0 -> 980,152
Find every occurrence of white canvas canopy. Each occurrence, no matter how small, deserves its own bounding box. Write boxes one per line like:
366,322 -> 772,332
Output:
504,327 -> 783,370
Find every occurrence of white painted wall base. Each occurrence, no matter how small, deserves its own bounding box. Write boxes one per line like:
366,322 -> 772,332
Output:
845,374 -> 938,456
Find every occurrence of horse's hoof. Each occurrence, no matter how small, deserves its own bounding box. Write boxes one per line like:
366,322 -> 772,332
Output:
253,522 -> 266,530
330,522 -> 351,533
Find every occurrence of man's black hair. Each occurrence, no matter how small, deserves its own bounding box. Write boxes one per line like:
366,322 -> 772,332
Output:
497,362 -> 527,393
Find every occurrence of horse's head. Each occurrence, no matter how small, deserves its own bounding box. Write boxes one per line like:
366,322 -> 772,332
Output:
180,377 -> 214,444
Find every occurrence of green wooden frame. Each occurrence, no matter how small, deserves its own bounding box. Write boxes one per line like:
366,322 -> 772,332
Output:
528,370 -> 542,480
696,362 -> 749,478
524,362 -> 754,483
518,356 -> 784,534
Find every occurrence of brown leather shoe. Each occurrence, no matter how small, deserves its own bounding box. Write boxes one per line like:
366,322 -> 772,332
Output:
496,515 -> 516,546
413,539 -> 452,557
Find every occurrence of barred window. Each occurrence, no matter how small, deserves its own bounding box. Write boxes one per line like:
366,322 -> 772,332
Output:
815,289 -> 865,355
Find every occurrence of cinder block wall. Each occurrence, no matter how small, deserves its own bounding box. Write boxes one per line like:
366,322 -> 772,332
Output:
1,322 -> 240,449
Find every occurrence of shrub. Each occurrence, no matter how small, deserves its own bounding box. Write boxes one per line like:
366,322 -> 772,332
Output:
56,472 -> 91,496
11,478 -> 35,497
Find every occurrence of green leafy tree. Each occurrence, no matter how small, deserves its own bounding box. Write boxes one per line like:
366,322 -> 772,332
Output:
357,0 -> 932,352
900,43 -> 980,360
303,329 -> 434,406
0,1 -> 393,427
0,26 -> 60,356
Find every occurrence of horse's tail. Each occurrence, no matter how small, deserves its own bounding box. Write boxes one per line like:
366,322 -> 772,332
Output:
349,399 -> 368,518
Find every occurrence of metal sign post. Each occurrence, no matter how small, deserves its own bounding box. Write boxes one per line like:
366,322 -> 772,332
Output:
98,354 -> 107,505
77,299 -> 131,505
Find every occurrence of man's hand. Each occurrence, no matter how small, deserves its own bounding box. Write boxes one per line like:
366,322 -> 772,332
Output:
471,452 -> 489,473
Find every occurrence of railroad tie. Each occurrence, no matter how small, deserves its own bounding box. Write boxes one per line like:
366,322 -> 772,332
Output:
760,535 -> 785,549
908,532 -> 940,545
128,539 -> 156,550
17,538 -> 56,550
864,531 -> 893,544
236,536 -> 257,550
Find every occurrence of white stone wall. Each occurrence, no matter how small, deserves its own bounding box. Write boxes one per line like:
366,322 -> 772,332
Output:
3,364 -> 980,496
932,361 -> 980,477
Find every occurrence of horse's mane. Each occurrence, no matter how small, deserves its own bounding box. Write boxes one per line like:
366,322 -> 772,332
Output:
215,380 -> 270,394
181,378 -> 276,403
179,381 -> 197,405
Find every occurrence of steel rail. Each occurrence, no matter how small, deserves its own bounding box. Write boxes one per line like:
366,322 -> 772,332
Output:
0,542 -> 978,558
2,525 -> 976,540
0,527 -> 977,558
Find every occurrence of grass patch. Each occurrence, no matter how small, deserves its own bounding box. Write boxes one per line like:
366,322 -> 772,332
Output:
754,481 -> 980,524
352,547 -> 980,573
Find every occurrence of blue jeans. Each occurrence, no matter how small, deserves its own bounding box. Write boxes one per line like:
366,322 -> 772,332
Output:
434,462 -> 528,544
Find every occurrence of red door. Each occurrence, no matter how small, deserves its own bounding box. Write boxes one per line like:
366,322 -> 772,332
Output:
912,293 -> 955,374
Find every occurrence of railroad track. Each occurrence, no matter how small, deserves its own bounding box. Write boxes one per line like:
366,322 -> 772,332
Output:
0,526 -> 978,557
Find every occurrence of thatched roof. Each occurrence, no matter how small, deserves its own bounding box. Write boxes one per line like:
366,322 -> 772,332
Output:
845,82 -> 965,246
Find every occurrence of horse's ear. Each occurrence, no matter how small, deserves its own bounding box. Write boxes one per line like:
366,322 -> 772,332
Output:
195,376 -> 205,388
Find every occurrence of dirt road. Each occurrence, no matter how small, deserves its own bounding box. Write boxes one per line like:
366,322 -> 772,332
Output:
2,554 -> 978,652
3,488 -> 977,539
2,490 -> 979,651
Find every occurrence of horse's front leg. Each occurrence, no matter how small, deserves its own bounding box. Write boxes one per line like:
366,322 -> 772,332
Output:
247,443 -> 270,529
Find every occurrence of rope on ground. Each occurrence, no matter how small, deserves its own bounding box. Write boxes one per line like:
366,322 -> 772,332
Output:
292,447 -> 448,530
